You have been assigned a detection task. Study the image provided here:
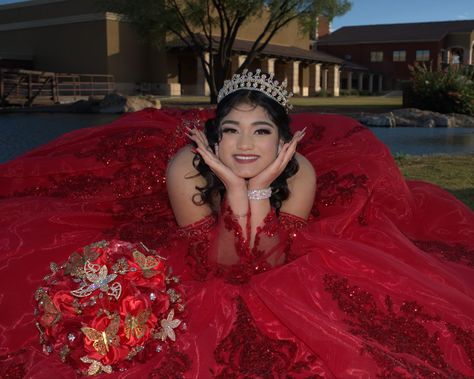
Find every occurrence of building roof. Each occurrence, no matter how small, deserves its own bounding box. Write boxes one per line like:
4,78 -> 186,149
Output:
318,19 -> 474,45
231,38 -> 343,64
169,36 -> 367,70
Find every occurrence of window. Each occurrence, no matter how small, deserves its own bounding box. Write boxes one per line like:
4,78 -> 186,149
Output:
393,50 -> 406,62
370,51 -> 383,62
416,50 -> 430,61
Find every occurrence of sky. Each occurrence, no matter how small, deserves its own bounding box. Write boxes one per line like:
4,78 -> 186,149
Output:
0,0 -> 472,31
331,0 -> 473,30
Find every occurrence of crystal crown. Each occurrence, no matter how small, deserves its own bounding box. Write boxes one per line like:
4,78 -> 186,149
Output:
217,69 -> 293,112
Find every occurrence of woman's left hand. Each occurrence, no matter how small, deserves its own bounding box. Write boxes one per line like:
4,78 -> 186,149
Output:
248,128 -> 306,190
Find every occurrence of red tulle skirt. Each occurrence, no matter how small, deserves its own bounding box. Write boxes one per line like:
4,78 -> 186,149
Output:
0,108 -> 473,378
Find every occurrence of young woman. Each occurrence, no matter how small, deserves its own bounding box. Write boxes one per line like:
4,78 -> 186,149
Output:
0,71 -> 473,378
167,88 -> 316,272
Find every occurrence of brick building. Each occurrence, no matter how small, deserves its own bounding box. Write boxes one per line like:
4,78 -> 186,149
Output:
316,20 -> 474,90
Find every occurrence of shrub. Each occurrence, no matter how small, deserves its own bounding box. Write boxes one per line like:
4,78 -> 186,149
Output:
403,64 -> 474,116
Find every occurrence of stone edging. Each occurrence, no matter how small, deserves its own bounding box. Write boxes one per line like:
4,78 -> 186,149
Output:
357,108 -> 474,128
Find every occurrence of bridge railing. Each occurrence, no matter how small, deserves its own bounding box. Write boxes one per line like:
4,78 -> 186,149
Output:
0,69 -> 115,106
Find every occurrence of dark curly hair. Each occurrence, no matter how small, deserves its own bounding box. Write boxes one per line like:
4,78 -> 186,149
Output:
192,89 -> 299,212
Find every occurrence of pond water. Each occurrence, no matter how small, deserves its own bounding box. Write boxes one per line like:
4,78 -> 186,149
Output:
0,113 -> 473,163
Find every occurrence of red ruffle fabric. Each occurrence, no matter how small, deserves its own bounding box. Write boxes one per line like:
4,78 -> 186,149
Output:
0,108 -> 473,378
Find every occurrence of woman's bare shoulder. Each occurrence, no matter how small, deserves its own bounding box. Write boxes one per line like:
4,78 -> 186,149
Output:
167,145 -> 195,172
292,153 -> 316,187
280,153 -> 316,218
166,145 -> 211,226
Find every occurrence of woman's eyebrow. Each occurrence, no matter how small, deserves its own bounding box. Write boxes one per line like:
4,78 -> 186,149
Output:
251,121 -> 275,128
221,119 -> 239,125
220,119 -> 275,128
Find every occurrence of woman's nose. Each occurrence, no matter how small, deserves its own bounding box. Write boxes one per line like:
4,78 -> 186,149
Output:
237,133 -> 254,150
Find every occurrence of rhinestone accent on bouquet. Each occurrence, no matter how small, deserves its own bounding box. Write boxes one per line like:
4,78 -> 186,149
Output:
217,69 -> 293,112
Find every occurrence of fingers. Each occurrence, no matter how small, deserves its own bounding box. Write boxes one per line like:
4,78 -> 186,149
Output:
277,127 -> 306,164
186,126 -> 213,153
186,126 -> 221,170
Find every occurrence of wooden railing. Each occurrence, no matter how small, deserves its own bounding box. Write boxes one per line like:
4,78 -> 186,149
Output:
0,69 -> 115,106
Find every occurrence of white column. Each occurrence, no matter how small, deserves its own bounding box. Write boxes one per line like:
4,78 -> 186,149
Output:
196,53 -> 210,96
347,71 -> 353,92
358,72 -> 364,92
315,64 -> 321,92
288,60 -> 300,95
310,63 -> 321,95
328,64 -> 340,97
378,74 -> 383,92
301,64 -> 309,96
321,68 -> 328,92
262,58 -> 276,75
368,74 -> 374,94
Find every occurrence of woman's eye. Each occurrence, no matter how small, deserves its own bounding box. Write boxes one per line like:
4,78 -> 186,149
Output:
222,127 -> 238,134
255,129 -> 272,135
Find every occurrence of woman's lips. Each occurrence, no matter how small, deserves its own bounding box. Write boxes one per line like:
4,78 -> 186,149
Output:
233,154 -> 259,164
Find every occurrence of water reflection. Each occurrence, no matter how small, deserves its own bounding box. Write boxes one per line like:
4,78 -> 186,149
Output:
370,127 -> 474,155
0,113 -> 119,163
0,113 -> 473,163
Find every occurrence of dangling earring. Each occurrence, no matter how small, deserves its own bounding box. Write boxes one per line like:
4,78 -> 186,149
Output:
277,144 -> 282,155
214,143 -> 219,157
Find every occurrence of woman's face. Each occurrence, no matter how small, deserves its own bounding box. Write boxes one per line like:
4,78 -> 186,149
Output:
218,103 -> 282,179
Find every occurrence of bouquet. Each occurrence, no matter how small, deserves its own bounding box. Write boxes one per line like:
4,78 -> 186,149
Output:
34,240 -> 185,376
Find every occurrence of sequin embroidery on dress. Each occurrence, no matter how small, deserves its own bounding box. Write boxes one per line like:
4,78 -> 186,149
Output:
412,240 -> 474,267
323,274 -> 474,378
213,297 -> 321,379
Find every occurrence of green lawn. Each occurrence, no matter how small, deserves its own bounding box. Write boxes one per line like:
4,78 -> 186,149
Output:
159,95 -> 403,110
291,95 -> 402,108
394,154 -> 474,209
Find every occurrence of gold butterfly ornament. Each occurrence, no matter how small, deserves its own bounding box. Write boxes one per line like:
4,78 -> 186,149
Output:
71,261 -> 122,300
133,250 -> 161,278
35,289 -> 61,328
80,356 -> 113,375
124,308 -> 152,340
81,314 -> 120,356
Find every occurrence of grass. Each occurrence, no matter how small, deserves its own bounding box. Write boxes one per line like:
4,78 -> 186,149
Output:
291,95 -> 402,108
394,154 -> 474,209
158,95 -> 403,112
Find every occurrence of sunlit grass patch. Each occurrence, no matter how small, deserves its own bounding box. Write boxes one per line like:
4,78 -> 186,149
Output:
394,154 -> 474,209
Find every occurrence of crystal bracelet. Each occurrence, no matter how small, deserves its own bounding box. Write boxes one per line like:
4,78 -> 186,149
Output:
247,188 -> 272,200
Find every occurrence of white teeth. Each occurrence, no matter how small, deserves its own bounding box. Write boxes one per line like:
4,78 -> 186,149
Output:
235,155 -> 258,160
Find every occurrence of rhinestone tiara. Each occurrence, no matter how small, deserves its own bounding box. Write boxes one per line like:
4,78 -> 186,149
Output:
217,69 -> 293,112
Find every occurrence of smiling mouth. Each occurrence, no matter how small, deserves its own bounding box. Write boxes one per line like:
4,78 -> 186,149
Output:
233,154 -> 259,163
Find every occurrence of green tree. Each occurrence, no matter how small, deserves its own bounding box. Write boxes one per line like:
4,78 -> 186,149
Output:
99,0 -> 351,102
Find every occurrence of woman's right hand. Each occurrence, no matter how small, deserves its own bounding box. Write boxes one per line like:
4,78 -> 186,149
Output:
186,127 -> 247,193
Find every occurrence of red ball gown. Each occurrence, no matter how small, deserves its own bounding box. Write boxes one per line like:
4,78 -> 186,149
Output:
0,108 -> 473,378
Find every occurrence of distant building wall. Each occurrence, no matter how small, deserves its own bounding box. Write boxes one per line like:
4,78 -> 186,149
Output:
0,18 -> 108,73
319,41 -> 441,88
0,0 -> 341,95
238,13 -> 309,50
